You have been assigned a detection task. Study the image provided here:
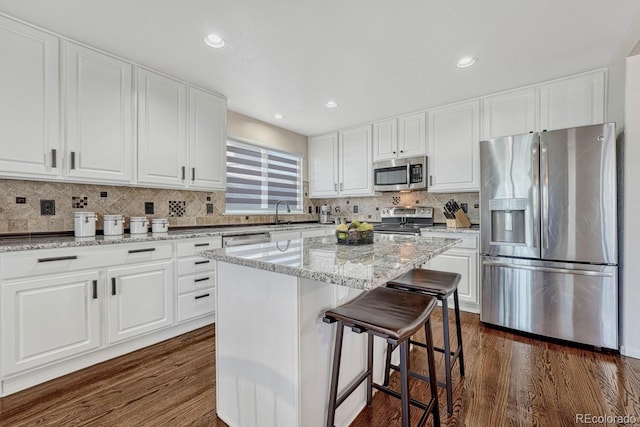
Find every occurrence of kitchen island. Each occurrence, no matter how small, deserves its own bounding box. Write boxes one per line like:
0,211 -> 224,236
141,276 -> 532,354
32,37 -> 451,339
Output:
201,233 -> 460,427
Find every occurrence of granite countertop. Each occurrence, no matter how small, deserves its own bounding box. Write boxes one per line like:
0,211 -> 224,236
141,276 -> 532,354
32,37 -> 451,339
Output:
0,223 -> 334,253
201,234 -> 460,290
421,224 -> 480,234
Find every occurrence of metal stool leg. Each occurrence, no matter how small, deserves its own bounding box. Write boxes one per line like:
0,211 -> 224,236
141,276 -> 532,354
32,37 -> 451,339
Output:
399,340 -> 410,427
441,298 -> 453,414
326,321 -> 344,427
383,342 -> 394,386
424,317 -> 440,427
366,333 -> 373,406
453,289 -> 465,377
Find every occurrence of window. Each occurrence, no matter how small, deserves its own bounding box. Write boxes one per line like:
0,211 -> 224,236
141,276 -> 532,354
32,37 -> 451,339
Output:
225,138 -> 303,214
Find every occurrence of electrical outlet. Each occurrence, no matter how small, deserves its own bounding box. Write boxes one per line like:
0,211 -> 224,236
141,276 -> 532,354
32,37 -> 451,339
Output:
145,202 -> 154,214
40,200 -> 55,215
308,206 -> 312,214
100,192 -> 108,198
353,205 -> 358,213
460,203 -> 468,213
206,203 -> 214,214
474,203 -> 479,209
16,197 -> 26,204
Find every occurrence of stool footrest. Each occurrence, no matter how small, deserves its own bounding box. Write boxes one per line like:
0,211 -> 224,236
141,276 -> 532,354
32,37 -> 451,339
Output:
336,369 -> 371,408
388,363 -> 449,389
372,382 -> 436,427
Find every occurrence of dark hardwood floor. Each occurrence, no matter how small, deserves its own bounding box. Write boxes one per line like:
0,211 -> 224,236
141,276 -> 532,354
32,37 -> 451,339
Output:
1,312 -> 639,426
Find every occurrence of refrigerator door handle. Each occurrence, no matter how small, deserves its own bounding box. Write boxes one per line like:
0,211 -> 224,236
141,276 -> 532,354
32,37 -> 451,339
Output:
482,260 -> 614,277
540,141 -> 550,249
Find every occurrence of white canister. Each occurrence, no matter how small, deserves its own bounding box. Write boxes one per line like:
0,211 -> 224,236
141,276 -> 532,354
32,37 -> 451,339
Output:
74,212 -> 97,237
103,214 -> 124,236
152,218 -> 169,233
129,217 -> 149,234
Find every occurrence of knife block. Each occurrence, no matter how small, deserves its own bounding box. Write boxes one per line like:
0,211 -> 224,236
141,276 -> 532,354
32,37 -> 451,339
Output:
446,210 -> 471,228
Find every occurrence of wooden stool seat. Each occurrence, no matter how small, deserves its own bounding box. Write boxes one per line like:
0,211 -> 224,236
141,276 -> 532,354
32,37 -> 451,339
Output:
324,286 -> 441,427
386,268 -> 465,415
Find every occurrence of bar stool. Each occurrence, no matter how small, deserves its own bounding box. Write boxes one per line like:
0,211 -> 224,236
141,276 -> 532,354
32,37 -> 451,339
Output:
323,286 -> 440,427
385,269 -> 464,415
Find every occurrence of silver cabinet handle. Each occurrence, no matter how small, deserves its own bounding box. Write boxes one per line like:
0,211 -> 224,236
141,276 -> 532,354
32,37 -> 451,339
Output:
194,243 -> 210,247
181,166 -> 186,180
334,183 -> 338,191
482,260 -> 613,277
128,248 -> 156,254
194,277 -> 210,283
192,167 -> 195,181
70,151 -> 76,169
340,183 -> 343,191
195,293 -> 210,300
51,149 -> 57,168
429,175 -> 433,186
195,260 -> 210,265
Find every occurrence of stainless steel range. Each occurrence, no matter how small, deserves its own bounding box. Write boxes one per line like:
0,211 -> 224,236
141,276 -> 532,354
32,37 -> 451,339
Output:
373,206 -> 433,235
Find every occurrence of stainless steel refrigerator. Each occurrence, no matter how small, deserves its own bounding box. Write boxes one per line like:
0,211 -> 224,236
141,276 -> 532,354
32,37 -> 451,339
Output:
480,123 -> 618,349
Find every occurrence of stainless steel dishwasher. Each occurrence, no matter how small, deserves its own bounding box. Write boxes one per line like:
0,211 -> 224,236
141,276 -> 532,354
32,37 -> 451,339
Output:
222,232 -> 272,247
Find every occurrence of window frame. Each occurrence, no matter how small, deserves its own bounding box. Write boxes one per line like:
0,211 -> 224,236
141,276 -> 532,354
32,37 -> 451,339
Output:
224,136 -> 304,215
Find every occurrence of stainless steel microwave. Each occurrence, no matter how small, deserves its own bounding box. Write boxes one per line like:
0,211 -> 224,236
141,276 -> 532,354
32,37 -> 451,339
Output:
373,156 -> 428,191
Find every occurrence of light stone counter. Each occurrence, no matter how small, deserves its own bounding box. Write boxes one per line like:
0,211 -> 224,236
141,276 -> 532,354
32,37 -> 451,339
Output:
421,224 -> 480,234
201,233 -> 460,290
0,222 -> 333,252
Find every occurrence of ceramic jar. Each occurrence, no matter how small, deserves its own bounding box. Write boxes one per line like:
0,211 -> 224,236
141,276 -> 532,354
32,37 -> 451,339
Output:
151,218 -> 169,233
129,217 -> 149,234
74,212 -> 97,237
103,214 -> 124,236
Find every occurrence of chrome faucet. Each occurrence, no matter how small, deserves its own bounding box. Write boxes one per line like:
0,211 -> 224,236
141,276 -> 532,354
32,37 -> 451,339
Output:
275,200 -> 291,224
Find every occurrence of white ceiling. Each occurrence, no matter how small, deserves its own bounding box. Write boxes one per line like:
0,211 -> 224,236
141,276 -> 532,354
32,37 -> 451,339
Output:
1,1 -> 640,136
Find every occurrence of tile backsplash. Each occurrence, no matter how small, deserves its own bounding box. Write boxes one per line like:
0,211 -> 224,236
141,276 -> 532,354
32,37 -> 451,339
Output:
0,179 -> 315,234
0,179 -> 479,234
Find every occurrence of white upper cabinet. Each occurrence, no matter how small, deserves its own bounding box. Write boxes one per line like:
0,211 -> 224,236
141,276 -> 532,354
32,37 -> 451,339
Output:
482,87 -> 537,140
188,87 -> 227,190
64,42 -> 134,183
308,126 -> 373,198
373,112 -> 426,161
539,70 -> 605,131
308,133 -> 339,197
0,15 -> 60,178
137,69 -> 188,188
339,124 -> 373,196
397,112 -> 426,158
428,100 -> 480,192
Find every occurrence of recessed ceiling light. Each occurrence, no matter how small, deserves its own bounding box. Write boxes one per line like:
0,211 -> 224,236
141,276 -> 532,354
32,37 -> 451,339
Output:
456,57 -> 476,68
204,34 -> 225,49
273,113 -> 284,120
325,100 -> 338,108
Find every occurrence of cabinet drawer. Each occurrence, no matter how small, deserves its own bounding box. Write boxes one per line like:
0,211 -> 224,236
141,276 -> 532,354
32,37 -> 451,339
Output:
422,232 -> 478,250
176,236 -> 222,258
177,287 -> 215,322
178,257 -> 214,276
1,242 -> 172,280
177,272 -> 216,294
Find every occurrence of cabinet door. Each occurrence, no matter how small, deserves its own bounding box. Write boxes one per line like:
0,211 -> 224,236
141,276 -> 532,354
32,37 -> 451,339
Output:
540,70 -> 605,131
65,42 -> 134,183
426,248 -> 478,312
308,133 -> 339,197
188,87 -> 227,190
372,119 -> 398,161
0,15 -> 60,178
339,124 -> 373,196
1,271 -> 101,375
107,260 -> 174,343
398,112 -> 426,158
137,69 -> 187,187
428,100 -> 480,192
482,87 -> 537,139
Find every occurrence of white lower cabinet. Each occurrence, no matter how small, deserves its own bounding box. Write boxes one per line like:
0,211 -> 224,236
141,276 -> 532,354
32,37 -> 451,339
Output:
175,236 -> 221,323
1,271 -> 101,376
106,260 -> 174,344
0,238 -> 217,397
421,231 -> 479,313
